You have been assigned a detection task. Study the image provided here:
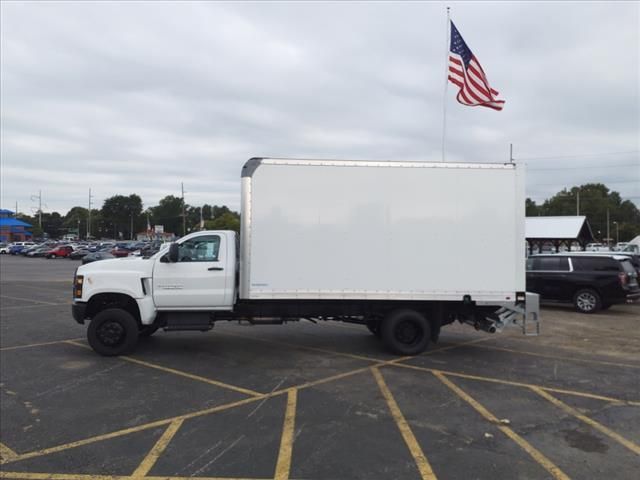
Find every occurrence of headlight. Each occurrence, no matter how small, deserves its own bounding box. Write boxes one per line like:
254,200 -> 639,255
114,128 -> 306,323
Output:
74,275 -> 84,299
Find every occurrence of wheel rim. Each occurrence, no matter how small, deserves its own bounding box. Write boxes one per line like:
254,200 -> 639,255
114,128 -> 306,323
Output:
97,320 -> 126,347
577,293 -> 596,311
395,319 -> 423,346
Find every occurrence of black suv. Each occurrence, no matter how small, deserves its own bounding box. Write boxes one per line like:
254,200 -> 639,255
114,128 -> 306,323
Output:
526,254 -> 640,313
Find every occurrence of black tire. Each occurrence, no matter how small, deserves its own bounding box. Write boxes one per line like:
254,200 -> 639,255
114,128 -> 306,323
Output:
88,308 -> 139,356
381,309 -> 431,355
366,319 -> 382,337
139,324 -> 159,338
573,289 -> 601,314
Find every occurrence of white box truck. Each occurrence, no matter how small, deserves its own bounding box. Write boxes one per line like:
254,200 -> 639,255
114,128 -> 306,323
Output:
72,158 -> 539,356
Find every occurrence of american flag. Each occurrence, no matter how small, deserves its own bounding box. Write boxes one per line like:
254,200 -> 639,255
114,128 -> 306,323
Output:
448,21 -> 505,111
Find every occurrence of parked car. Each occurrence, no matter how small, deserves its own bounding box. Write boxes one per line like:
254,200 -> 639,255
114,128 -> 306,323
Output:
82,251 -> 115,264
560,251 -> 640,277
0,242 -> 9,254
47,245 -> 74,259
21,245 -> 43,256
26,247 -> 51,257
9,242 -> 36,254
69,248 -> 91,260
526,254 -> 640,313
111,247 -> 133,257
585,243 -> 611,252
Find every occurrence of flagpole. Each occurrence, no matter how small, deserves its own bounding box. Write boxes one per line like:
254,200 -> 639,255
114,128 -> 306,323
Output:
442,6 -> 450,162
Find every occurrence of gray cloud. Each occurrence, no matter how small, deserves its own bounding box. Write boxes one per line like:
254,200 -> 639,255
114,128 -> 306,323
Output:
1,1 -> 638,214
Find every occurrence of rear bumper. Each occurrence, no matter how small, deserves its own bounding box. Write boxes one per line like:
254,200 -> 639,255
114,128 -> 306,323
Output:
72,302 -> 87,324
626,291 -> 640,302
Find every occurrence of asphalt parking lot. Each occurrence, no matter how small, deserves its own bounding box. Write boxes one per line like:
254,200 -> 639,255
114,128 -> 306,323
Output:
1,254 -> 639,480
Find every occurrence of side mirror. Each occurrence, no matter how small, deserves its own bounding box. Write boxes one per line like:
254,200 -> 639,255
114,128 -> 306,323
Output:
168,243 -> 179,263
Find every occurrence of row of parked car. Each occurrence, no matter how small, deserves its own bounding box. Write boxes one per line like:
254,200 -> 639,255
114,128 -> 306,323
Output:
2,240 -> 638,314
0,240 -> 167,264
526,251 -> 640,314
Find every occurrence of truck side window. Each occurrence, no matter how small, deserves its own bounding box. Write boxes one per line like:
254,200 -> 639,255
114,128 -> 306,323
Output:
178,235 -> 220,262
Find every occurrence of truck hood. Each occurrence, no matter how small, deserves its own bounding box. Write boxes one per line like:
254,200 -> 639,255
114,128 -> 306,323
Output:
77,256 -> 154,277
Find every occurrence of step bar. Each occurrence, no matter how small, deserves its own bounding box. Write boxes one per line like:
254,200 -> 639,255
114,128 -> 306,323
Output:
489,292 -> 541,336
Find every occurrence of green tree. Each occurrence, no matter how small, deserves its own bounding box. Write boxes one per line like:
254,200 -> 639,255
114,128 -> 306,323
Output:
63,206 -> 89,239
525,198 -> 539,217
41,212 -> 64,238
203,211 -> 240,233
540,184 -> 640,242
150,195 -> 184,236
101,194 -> 143,239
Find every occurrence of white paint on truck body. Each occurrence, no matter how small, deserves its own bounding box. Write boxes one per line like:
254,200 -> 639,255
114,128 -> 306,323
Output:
241,158 -> 525,303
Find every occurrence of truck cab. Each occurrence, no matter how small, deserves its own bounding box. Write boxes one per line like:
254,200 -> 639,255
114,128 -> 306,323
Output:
72,231 -> 237,355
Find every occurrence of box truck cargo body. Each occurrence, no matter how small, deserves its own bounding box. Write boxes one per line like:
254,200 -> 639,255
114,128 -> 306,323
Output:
72,158 -> 539,357
241,158 -> 524,302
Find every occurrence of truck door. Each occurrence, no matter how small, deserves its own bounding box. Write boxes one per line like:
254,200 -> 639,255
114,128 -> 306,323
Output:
152,233 -> 232,309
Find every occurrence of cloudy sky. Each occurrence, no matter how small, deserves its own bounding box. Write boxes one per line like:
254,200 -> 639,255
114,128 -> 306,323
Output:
1,1 -> 638,215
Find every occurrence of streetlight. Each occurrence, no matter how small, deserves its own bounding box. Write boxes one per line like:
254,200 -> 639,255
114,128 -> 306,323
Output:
613,221 -> 619,246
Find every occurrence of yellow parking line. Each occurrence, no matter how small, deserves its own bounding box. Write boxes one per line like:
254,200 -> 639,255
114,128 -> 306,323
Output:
530,387 -> 640,456
0,474 -> 123,480
466,343 -> 640,369
217,330 -> 380,363
0,338 -> 83,352
0,442 -> 18,462
2,395 -> 265,466
0,295 -> 61,306
131,419 -> 184,478
434,372 -> 570,480
391,361 -> 640,406
371,367 -> 437,480
0,474 -> 265,480
65,341 -> 262,398
274,389 -> 298,480
0,354 -> 411,467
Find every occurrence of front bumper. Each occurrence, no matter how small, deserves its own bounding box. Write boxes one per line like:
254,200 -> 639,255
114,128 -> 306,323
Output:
72,302 -> 87,324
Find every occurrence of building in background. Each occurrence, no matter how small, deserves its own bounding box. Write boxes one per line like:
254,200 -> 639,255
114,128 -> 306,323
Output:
526,216 -> 595,254
0,209 -> 33,243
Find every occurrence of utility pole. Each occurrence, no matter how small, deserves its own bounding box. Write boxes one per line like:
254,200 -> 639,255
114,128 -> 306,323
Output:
200,206 -> 204,230
606,208 -> 610,247
30,190 -> 42,227
576,191 -> 580,216
509,143 -> 514,163
87,188 -> 94,238
181,182 -> 186,236
15,201 -> 18,217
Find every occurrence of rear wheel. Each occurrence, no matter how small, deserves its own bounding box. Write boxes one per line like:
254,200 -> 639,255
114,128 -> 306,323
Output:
573,289 -> 601,314
381,309 -> 430,355
88,308 -> 139,356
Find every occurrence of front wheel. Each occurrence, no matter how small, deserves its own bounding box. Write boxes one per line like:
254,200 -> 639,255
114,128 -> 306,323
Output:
88,308 -> 139,356
381,309 -> 431,355
573,289 -> 601,314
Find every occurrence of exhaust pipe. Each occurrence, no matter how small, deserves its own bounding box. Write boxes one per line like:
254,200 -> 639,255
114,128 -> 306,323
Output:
461,316 -> 497,333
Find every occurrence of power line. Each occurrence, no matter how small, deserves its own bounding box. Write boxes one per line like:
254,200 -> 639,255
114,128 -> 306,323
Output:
527,163 -> 640,171
518,150 -> 639,161
528,180 -> 639,186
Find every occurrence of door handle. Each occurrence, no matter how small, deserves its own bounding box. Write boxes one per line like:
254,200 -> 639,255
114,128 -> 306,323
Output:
208,267 -> 224,271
